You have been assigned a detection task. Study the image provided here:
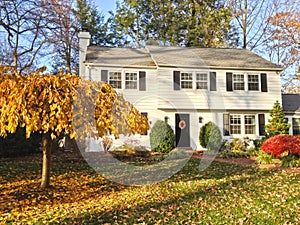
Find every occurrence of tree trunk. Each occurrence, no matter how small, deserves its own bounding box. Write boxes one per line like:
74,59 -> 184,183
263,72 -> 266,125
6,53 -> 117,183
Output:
41,132 -> 52,188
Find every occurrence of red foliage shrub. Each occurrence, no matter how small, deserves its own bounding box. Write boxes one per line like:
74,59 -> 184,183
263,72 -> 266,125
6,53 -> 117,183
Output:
261,135 -> 300,158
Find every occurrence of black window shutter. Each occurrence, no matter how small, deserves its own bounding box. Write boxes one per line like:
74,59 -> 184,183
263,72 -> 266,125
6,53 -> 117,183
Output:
261,73 -> 268,92
226,72 -> 233,92
173,71 -> 181,90
258,114 -> 265,136
101,70 -> 108,83
223,113 -> 230,136
210,72 -> 217,91
139,71 -> 146,91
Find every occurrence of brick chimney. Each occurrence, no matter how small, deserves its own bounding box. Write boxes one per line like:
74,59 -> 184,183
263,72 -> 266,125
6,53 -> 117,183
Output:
78,31 -> 91,78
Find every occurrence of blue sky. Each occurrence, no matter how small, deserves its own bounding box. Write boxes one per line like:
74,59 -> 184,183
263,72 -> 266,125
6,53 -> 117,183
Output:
95,0 -> 116,17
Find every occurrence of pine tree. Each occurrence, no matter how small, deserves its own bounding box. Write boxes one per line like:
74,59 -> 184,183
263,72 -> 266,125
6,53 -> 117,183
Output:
75,0 -> 109,45
113,0 -> 235,47
265,101 -> 290,138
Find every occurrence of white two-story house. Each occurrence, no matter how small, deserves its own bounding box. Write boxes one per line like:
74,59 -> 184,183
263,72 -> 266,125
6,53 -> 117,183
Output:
79,31 -> 284,150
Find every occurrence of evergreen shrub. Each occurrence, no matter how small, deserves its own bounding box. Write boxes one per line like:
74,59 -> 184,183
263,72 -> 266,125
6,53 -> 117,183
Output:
199,121 -> 222,151
265,101 -> 290,138
150,120 -> 175,153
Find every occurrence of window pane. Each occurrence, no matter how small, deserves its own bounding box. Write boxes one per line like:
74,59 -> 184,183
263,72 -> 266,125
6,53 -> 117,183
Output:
181,72 -> 193,89
248,74 -> 259,91
196,73 -> 208,89
125,72 -> 137,89
230,115 -> 241,134
233,74 -> 244,90
109,72 -> 122,89
196,73 -> 207,81
293,118 -> 300,135
196,82 -> 208,89
245,115 -> 255,134
181,81 -> 193,89
181,73 -> 193,80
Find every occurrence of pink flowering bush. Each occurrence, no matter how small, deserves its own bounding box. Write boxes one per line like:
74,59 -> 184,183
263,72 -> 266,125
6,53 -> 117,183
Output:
261,135 -> 300,158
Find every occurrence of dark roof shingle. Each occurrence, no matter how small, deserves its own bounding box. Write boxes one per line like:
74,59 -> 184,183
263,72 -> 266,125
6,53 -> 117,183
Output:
282,94 -> 300,112
85,46 -> 282,71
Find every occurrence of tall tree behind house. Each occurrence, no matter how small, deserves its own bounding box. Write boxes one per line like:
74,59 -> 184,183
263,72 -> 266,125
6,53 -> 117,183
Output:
113,0 -> 235,47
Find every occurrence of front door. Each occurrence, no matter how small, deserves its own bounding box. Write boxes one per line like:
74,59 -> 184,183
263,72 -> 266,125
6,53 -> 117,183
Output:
175,114 -> 190,147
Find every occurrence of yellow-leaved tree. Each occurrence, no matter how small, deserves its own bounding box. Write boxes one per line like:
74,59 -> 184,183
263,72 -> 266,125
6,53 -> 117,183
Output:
0,66 -> 149,188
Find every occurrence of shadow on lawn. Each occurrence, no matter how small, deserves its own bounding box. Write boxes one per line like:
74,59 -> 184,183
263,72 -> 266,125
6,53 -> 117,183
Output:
1,158 -> 297,224
0,162 -> 127,213
57,159 -> 285,224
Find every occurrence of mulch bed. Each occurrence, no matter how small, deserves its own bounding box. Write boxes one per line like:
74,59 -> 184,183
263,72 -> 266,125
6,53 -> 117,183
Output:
191,152 -> 300,173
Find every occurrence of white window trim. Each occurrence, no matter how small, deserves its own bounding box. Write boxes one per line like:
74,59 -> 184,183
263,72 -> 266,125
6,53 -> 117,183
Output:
229,114 -> 258,136
180,72 -> 193,89
108,71 -> 122,89
292,117 -> 300,135
107,70 -> 143,90
233,73 -> 245,91
180,71 -> 210,90
247,73 -> 260,92
231,72 -> 262,92
125,71 -> 138,90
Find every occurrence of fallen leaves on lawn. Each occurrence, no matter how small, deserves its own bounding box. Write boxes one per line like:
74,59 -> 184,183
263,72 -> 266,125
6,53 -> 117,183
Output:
0,159 -> 299,224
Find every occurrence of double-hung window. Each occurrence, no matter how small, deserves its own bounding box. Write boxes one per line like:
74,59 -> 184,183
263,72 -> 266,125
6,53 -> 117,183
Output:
245,115 -> 256,134
233,74 -> 244,90
180,72 -> 193,89
229,114 -> 256,135
125,72 -> 138,89
230,115 -> 241,134
227,72 -> 268,92
108,72 -> 122,89
196,73 -> 208,90
248,74 -> 259,91
293,118 -> 300,135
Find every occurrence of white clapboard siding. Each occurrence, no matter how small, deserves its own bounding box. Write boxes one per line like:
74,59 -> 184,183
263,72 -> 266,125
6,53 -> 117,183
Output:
157,68 -> 281,111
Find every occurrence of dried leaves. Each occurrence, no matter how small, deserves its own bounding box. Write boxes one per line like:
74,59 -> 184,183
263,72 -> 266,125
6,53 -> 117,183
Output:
0,160 -> 299,224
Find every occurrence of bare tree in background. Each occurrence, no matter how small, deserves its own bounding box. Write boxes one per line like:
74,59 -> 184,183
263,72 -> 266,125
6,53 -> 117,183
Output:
265,0 -> 300,93
264,0 -> 299,69
0,33 -> 13,66
0,0 -> 52,73
44,0 -> 79,74
227,0 -> 276,50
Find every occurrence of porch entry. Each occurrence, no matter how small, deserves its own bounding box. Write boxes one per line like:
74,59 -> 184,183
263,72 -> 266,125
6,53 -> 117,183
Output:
175,114 -> 190,147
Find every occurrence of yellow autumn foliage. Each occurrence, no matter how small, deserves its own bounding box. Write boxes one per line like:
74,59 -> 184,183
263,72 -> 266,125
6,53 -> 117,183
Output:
0,66 -> 149,140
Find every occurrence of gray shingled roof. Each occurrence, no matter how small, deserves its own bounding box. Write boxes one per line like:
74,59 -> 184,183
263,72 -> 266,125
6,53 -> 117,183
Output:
147,46 -> 282,70
85,45 -> 282,71
85,46 -> 155,67
282,94 -> 300,112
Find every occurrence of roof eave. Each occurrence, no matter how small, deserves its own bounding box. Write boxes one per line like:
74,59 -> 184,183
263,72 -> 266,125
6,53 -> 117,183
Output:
85,62 -> 157,69
157,64 -> 283,72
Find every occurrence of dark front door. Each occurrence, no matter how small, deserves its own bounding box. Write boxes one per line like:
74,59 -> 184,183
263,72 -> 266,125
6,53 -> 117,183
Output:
175,114 -> 190,147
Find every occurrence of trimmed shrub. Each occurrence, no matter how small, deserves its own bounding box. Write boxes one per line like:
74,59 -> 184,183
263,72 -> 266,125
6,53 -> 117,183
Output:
0,127 -> 41,157
150,120 -> 175,153
199,121 -> 222,151
261,135 -> 300,158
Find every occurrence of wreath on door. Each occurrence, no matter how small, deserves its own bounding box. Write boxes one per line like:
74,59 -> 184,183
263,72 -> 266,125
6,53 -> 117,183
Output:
178,120 -> 186,130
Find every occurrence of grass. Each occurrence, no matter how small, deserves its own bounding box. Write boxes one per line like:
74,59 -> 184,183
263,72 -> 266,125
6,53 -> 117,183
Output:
0,157 -> 299,224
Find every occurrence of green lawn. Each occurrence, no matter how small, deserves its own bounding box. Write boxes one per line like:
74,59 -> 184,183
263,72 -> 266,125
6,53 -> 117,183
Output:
0,158 -> 299,224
